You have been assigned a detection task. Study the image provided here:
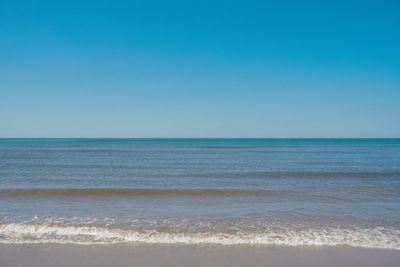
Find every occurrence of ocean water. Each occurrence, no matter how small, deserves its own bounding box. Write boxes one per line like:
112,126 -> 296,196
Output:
0,138 -> 400,249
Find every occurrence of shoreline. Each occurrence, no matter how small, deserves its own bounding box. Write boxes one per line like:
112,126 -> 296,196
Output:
1,244 -> 400,267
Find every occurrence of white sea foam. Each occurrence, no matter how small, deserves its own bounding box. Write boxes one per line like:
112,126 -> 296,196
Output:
0,223 -> 399,250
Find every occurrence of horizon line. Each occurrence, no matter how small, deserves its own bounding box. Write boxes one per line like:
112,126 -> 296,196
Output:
0,137 -> 399,140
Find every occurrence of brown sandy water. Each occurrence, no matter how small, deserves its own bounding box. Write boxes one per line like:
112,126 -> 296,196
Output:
1,244 -> 400,267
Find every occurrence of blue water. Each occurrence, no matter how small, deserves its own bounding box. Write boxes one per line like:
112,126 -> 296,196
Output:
0,139 -> 399,247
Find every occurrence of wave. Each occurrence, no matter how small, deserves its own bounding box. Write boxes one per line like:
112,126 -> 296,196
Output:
196,171 -> 400,178
0,188 -> 281,197
191,145 -> 301,149
0,222 -> 399,249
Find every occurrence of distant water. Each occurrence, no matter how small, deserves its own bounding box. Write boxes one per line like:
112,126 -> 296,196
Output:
1,139 -> 400,249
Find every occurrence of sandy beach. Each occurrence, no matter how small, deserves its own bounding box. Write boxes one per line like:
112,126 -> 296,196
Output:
1,244 -> 400,267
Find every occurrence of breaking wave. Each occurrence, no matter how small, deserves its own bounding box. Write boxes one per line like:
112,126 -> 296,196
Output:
0,222 -> 399,249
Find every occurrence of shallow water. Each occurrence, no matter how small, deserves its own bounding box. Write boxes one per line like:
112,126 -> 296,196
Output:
0,139 -> 399,248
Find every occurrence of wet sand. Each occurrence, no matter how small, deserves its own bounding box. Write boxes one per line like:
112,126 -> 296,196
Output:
1,244 -> 400,267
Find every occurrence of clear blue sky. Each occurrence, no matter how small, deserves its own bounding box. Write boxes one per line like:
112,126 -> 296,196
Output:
1,0 -> 399,138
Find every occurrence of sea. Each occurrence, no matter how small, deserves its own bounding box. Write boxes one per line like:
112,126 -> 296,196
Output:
0,138 -> 399,249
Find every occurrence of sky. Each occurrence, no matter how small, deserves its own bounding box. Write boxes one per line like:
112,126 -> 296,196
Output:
0,0 -> 399,138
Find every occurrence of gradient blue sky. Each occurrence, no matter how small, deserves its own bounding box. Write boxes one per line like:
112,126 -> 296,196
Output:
1,0 -> 399,137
